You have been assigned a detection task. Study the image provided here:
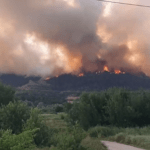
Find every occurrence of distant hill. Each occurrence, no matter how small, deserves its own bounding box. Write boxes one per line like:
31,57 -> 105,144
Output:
1,72 -> 150,105
0,72 -> 150,91
45,72 -> 150,91
0,74 -> 40,88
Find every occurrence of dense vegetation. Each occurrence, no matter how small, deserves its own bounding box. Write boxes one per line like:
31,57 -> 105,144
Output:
0,82 -> 15,106
1,80 -> 150,150
65,87 -> 150,129
3,72 -> 150,107
0,82 -> 87,150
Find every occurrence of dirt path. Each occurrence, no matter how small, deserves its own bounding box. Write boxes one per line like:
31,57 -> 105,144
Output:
101,141 -> 145,150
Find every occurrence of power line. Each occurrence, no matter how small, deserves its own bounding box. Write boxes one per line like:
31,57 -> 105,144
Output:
97,0 -> 150,8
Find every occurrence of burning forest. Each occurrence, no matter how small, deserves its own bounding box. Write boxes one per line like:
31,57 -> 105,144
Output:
0,0 -> 150,78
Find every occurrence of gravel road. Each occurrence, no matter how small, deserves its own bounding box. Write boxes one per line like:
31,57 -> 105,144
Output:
101,141 -> 145,150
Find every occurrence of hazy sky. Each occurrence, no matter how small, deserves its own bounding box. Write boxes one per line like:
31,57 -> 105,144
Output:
0,0 -> 150,77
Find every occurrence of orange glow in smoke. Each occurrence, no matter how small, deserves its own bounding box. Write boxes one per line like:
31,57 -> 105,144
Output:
78,73 -> 84,77
103,65 -> 109,72
114,69 -> 121,74
45,77 -> 50,81
103,66 -> 125,74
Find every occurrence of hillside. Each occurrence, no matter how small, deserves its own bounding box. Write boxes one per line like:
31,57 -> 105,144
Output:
1,72 -> 150,105
45,72 -> 150,91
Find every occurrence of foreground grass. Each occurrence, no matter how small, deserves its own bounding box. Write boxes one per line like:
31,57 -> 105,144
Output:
81,136 -> 107,150
88,125 -> 150,150
38,113 -> 150,150
106,133 -> 150,150
38,113 -> 107,150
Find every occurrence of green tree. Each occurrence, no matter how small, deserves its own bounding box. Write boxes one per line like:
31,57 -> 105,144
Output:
0,82 -> 15,106
66,92 -> 108,130
105,88 -> 137,127
24,108 -> 54,146
0,129 -> 37,150
0,101 -> 30,134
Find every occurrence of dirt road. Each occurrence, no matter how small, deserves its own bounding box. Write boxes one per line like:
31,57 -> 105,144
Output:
101,141 -> 145,150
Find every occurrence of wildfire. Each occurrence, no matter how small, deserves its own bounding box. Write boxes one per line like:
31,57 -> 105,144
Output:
114,70 -> 121,74
103,66 -> 109,72
103,66 -> 125,74
45,75 -> 59,80
114,70 -> 125,74
78,73 -> 84,77
45,77 -> 50,81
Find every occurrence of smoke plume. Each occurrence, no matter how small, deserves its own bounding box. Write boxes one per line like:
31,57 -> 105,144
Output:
0,0 -> 150,77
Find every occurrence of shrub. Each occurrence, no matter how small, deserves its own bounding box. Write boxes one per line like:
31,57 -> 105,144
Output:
88,128 -> 99,138
24,108 -> 54,147
55,105 -> 64,113
88,126 -> 120,138
113,132 -> 127,142
53,125 -> 86,150
0,100 -> 30,134
0,129 -> 37,150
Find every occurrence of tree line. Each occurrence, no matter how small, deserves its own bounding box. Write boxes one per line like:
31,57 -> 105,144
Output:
64,87 -> 150,130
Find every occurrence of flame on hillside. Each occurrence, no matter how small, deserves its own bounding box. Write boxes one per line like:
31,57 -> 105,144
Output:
114,70 -> 121,74
103,66 -> 109,72
103,66 -> 125,75
45,77 -> 50,81
78,73 -> 84,77
45,75 -> 59,80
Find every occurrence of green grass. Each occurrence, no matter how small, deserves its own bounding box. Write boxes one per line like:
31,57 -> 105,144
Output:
88,125 -> 150,150
106,133 -> 150,150
38,113 -> 107,150
40,113 -> 67,129
38,113 -> 150,150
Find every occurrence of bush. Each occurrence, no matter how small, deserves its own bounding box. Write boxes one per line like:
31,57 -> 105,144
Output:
0,100 -> 30,134
52,125 -> 86,150
88,126 -> 120,138
0,129 -> 37,150
24,108 -> 54,147
114,132 -> 127,142
0,82 -> 15,106
55,105 -> 64,113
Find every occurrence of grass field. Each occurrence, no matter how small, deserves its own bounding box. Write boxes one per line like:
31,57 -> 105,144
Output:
40,113 -> 67,129
106,129 -> 150,150
37,113 -> 108,150
36,113 -> 150,150
88,125 -> 150,150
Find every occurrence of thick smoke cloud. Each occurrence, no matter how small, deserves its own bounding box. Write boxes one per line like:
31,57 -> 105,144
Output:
0,0 -> 150,77
98,0 -> 150,75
